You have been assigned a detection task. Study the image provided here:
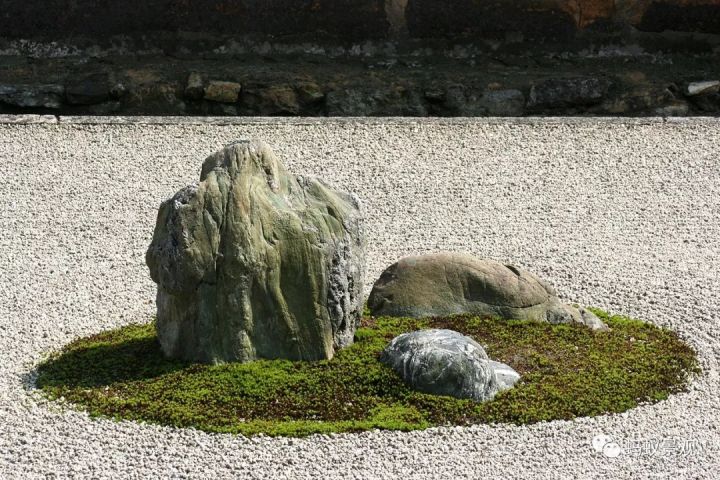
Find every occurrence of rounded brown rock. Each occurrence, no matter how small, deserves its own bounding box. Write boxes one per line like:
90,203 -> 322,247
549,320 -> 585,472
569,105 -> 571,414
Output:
368,252 -> 607,329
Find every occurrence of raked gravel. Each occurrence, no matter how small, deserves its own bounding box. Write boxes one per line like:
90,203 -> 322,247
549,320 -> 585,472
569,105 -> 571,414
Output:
1,117 -> 719,479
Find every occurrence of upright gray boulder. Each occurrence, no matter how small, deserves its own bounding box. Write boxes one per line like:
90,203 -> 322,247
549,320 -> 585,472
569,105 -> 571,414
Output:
146,140 -> 366,364
368,252 -> 607,330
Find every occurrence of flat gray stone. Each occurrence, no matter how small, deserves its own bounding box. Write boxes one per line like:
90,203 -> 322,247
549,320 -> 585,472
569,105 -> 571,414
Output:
0,114 -> 57,124
686,81 -> 720,96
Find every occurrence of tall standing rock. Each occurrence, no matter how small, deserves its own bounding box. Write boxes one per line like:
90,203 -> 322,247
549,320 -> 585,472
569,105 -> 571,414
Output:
146,140 -> 366,364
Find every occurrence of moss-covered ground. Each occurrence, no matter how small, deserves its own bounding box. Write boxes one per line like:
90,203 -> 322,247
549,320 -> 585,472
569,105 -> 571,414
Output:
35,309 -> 699,437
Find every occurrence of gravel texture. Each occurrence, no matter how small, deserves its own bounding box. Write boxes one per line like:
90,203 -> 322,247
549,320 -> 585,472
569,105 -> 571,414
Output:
1,116 -> 719,479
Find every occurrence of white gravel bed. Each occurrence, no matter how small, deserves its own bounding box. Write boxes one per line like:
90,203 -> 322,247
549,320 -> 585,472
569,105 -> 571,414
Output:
1,117 -> 719,479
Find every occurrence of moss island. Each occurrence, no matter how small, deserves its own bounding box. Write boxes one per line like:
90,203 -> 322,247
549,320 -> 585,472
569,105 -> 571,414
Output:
36,309 -> 699,437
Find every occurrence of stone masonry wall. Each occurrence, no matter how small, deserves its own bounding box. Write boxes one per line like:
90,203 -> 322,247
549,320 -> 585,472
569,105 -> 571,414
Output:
1,1 -> 719,117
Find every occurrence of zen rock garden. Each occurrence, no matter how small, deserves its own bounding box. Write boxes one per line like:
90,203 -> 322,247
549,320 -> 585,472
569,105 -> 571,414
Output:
145,140 -> 606,401
35,140 -> 699,437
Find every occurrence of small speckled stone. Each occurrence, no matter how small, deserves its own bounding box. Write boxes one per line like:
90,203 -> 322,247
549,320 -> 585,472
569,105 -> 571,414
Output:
380,329 -> 519,401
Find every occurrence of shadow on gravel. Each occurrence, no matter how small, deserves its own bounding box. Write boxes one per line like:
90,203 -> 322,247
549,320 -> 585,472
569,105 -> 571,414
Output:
35,333 -> 188,389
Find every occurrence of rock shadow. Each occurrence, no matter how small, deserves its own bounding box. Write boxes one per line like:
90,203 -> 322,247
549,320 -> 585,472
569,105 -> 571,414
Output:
34,334 -> 188,390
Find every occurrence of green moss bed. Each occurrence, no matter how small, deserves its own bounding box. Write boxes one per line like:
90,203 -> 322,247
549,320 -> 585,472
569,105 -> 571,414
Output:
36,309 -> 699,437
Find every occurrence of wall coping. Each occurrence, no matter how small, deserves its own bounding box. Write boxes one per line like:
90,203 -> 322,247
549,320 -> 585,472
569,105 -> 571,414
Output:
2,115 -> 720,126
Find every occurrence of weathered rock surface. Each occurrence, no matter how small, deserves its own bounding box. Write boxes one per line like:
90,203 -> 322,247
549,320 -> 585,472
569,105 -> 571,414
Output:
0,84 -> 64,109
326,87 -> 427,116
185,72 -> 205,100
204,80 -> 241,103
684,80 -> 720,112
479,89 -> 525,116
527,77 -> 610,110
578,307 -> 606,330
241,85 -> 301,115
488,360 -> 521,391
380,329 -> 519,401
146,140 -> 366,363
368,252 -> 607,330
656,101 -> 690,116
688,91 -> 720,112
65,73 -> 110,105
686,80 -> 720,96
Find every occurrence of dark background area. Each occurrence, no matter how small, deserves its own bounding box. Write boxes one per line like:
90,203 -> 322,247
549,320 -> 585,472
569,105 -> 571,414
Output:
1,0 -> 719,116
